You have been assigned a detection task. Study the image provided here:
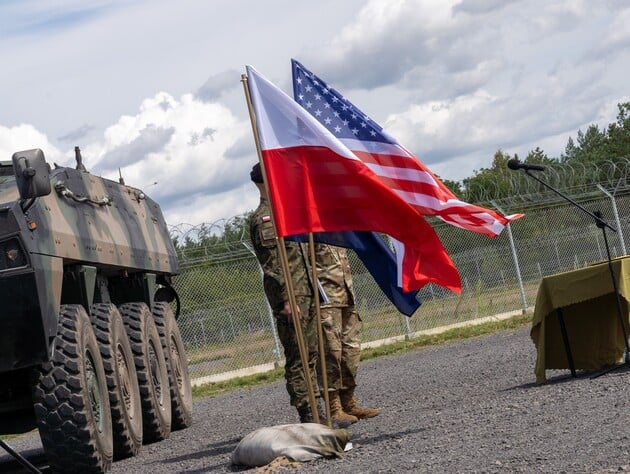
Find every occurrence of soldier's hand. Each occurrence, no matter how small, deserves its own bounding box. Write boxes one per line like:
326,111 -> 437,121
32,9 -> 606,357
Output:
282,300 -> 301,323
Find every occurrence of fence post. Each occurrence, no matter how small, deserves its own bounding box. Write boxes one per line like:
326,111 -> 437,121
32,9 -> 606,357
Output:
492,201 -> 528,313
403,313 -> 412,340
596,184 -> 627,255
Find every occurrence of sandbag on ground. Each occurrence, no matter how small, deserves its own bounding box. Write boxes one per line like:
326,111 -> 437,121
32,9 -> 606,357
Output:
231,423 -> 350,467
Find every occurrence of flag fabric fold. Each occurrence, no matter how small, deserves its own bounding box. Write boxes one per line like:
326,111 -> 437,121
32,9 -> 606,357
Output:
246,65 -> 461,293
288,231 -> 422,316
291,59 -> 522,237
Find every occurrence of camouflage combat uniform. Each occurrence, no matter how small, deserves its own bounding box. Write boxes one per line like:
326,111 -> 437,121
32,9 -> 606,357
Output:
249,197 -> 319,408
315,244 -> 361,392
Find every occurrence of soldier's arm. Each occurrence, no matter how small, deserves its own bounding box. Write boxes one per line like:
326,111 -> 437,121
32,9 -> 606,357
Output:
251,217 -> 300,320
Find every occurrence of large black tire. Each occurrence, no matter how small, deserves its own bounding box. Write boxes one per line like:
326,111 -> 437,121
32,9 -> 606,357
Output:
32,304 -> 113,473
90,303 -> 143,459
119,302 -> 171,444
153,302 -> 193,430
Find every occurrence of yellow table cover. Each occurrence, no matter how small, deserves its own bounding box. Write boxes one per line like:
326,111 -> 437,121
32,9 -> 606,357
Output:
530,257 -> 630,384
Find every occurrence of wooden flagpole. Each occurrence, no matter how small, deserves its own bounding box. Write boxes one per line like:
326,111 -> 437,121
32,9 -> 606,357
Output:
308,234 -> 331,426
241,73 -> 320,423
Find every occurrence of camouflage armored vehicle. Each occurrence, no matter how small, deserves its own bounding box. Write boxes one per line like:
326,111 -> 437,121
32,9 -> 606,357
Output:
0,148 -> 192,473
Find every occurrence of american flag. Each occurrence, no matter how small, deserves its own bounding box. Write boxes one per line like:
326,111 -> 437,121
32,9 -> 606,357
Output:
291,59 -> 520,237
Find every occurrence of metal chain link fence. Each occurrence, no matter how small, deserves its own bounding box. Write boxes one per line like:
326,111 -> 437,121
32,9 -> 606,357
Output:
171,183 -> 630,384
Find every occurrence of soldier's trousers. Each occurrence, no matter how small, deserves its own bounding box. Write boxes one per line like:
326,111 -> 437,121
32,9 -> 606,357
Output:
319,304 -> 361,392
274,296 -> 319,407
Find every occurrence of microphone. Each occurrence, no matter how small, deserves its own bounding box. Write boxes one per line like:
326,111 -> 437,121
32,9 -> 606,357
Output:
507,158 -> 545,172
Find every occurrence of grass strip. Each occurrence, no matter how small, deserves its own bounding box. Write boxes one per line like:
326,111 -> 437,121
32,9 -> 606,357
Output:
192,312 -> 532,399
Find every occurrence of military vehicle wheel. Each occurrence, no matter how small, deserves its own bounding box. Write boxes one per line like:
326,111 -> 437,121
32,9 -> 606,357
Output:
119,302 -> 171,444
91,303 -> 143,459
32,304 -> 113,473
153,302 -> 193,430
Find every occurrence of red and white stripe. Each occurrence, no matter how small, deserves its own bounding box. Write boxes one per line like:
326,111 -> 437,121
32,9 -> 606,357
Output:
342,138 -> 520,237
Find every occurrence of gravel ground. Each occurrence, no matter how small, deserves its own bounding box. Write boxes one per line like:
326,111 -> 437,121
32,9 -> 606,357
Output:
2,326 -> 629,473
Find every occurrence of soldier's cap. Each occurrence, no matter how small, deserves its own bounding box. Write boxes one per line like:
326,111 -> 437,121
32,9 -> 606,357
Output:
250,163 -> 263,183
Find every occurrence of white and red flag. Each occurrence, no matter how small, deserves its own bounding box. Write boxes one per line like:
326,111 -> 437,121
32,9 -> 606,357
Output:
245,65 -> 461,293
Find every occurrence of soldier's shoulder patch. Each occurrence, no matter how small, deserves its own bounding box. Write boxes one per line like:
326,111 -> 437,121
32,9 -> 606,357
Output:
259,214 -> 276,244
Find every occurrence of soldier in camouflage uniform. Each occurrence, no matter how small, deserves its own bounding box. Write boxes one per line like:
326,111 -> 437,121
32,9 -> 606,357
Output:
248,163 -> 320,423
316,243 -> 380,424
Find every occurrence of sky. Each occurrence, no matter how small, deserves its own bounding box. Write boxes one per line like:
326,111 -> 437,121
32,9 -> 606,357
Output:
0,0 -> 628,230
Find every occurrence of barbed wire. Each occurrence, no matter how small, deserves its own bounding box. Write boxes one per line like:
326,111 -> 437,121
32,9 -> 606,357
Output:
169,159 -> 630,262
461,158 -> 630,208
168,215 -> 248,243
169,216 -> 252,264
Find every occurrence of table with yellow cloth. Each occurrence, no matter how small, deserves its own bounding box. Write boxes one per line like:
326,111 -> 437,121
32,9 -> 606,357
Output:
530,257 -> 630,384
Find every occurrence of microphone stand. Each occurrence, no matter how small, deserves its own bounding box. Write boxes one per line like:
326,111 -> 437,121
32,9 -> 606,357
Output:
521,168 -> 630,377
0,439 -> 42,473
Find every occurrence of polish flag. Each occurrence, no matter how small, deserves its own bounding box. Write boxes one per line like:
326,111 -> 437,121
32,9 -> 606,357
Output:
246,65 -> 461,293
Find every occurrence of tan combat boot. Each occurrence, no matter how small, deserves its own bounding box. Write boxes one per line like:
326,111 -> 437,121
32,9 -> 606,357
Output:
328,391 -> 358,427
340,388 -> 380,419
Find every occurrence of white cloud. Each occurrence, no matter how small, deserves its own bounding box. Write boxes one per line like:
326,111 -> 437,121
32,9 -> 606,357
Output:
0,124 -> 64,164
530,0 -> 588,33
80,91 -> 255,224
309,0 -> 629,181
0,0 -> 628,225
587,7 -> 630,60
309,0 -> 465,88
163,182 -> 258,231
0,88 -> 257,225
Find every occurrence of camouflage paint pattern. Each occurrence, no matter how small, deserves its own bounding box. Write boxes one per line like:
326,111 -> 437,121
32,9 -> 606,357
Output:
315,244 -> 361,391
24,167 -> 178,274
0,157 -> 178,371
249,197 -> 319,407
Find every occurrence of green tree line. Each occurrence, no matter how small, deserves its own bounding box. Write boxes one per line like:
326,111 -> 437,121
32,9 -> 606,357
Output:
450,102 -> 630,202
